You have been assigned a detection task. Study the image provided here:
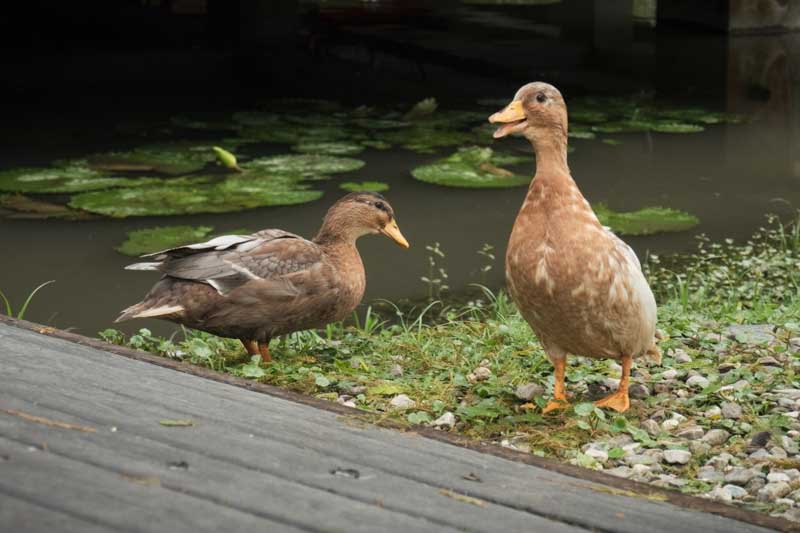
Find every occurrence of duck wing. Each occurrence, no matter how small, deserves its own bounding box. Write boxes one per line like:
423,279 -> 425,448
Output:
125,229 -> 321,296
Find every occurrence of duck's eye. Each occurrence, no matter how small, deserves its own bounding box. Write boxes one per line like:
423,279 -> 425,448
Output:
536,93 -> 547,103
374,201 -> 387,211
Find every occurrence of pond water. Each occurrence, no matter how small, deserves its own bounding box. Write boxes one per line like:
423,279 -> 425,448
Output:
3,4 -> 800,337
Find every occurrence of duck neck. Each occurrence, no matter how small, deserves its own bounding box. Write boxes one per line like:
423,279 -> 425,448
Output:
530,131 -> 570,178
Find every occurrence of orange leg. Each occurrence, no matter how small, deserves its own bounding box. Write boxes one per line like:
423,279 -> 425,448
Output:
258,341 -> 272,364
595,354 -> 632,412
240,339 -> 259,356
542,356 -> 569,414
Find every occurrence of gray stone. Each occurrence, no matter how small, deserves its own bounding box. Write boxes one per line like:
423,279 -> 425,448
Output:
605,466 -> 634,479
653,474 -> 687,488
697,467 -> 725,483
705,453 -> 734,469
626,454 -> 656,466
675,425 -> 705,440
662,418 -> 680,432
431,411 -> 455,429
758,482 -> 792,502
718,362 -> 737,373
767,472 -> 791,483
390,364 -> 403,377
721,402 -> 743,419
747,477 -> 767,494
726,324 -> 774,345
702,429 -> 730,446
673,348 -> 692,363
515,382 -> 544,401
689,441 -> 712,456
756,356 -> 781,367
336,396 -> 357,408
750,449 -> 772,461
663,449 -> 692,464
719,380 -> 750,392
389,394 -> 416,410
782,435 -> 799,455
662,369 -> 678,380
708,486 -> 732,503
469,367 -> 492,382
723,484 -> 748,499
725,467 -> 760,485
704,406 -> 722,419
641,419 -> 660,436
629,383 -> 650,399
770,446 -> 788,459
749,430 -> 772,450
686,375 -> 710,389
585,447 -> 609,462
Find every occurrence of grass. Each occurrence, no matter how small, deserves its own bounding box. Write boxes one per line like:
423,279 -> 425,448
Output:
0,280 -> 55,320
99,212 -> 800,520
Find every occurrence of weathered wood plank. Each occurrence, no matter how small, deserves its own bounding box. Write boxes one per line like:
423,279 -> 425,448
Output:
0,395 -> 581,533
0,322 -> 789,533
0,436 -> 308,533
0,490 -> 113,533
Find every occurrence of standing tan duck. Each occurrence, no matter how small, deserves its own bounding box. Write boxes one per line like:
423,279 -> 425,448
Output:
116,192 -> 409,362
489,82 -> 660,413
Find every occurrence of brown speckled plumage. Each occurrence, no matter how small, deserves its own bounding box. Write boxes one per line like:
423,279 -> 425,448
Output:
490,82 -> 660,413
117,192 -> 409,360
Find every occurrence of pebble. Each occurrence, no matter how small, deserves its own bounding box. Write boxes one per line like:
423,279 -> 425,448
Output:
767,472 -> 791,483
725,324 -> 774,344
721,402 -> 743,419
470,367 -> 492,382
629,383 -> 650,399
654,383 -> 670,394
389,394 -> 416,410
631,464 -> 652,476
719,380 -> 750,392
705,406 -> 722,419
641,419 -> 660,436
747,477 -> 767,494
702,429 -> 730,446
672,348 -> 692,363
515,382 -> 544,401
603,377 -> 621,389
776,498 -> 796,507
663,449 -> 692,464
431,411 -> 455,429
662,418 -> 680,432
662,369 -> 678,380
585,447 -> 609,462
785,469 -> 800,481
725,467 -> 761,485
390,364 -> 403,377
758,482 -> 792,502
770,446 -> 788,459
686,375 -> 710,389
708,486 -> 732,503
718,362 -> 737,373
749,431 -> 772,450
653,474 -> 687,487
675,425 -> 705,440
757,356 -> 781,367
626,454 -> 656,466
782,435 -> 799,455
336,396 -> 357,408
723,484 -> 748,499
606,466 -> 634,479
689,441 -> 711,456
697,466 -> 725,483
750,449 -> 773,461
706,453 -> 734,469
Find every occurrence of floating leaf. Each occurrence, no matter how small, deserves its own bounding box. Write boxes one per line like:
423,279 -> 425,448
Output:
87,142 -> 217,175
0,162 -> 156,194
292,141 -> 364,156
0,194 -> 93,220
594,203 -> 700,236
339,181 -> 389,193
246,154 -> 364,177
115,225 -> 215,256
411,146 -> 530,188
404,97 -> 438,120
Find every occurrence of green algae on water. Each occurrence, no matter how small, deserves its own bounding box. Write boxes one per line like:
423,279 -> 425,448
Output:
411,146 -> 530,188
292,141 -> 365,156
594,203 -> 700,236
87,142 -> 217,175
246,154 -> 365,177
0,162 -> 158,194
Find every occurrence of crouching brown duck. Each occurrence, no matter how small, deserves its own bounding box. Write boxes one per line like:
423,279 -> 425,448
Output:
489,82 -> 660,413
116,192 -> 409,362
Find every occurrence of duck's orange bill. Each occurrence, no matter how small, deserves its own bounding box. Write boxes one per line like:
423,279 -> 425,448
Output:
488,100 -> 525,123
381,219 -> 410,249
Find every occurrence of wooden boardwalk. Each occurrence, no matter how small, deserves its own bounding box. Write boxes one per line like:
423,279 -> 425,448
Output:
0,317 -> 792,533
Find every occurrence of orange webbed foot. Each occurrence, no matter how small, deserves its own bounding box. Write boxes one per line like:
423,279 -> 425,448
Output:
594,391 -> 630,413
542,399 -> 570,414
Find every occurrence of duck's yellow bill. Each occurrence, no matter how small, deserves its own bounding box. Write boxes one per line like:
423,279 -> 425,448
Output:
381,219 -> 410,249
488,99 -> 525,123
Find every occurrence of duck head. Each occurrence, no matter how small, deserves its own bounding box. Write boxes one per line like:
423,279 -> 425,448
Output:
488,82 -> 568,143
315,192 -> 409,248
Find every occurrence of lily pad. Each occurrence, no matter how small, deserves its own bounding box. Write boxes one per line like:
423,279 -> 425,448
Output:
0,162 -> 157,194
87,143 -> 217,175
245,154 -> 364,177
339,181 -> 389,193
594,203 -> 700,236
116,225 -> 215,256
411,146 -> 531,188
70,172 -> 323,218
292,141 -> 365,156
0,194 -> 94,220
